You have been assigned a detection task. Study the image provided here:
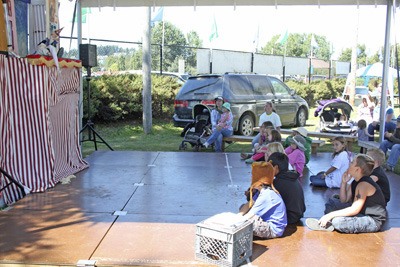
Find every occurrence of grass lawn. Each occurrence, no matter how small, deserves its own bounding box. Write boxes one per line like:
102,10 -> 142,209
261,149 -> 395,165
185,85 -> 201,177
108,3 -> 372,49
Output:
81,108 -> 349,156
81,107 -> 399,174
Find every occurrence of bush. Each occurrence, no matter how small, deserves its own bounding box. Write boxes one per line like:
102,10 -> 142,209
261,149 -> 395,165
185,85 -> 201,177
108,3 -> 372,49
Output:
286,78 -> 346,108
83,74 -> 181,123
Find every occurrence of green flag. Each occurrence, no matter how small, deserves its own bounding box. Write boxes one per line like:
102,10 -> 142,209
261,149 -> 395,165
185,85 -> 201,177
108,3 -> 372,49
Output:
209,16 -> 218,42
275,30 -> 288,45
73,8 -> 91,23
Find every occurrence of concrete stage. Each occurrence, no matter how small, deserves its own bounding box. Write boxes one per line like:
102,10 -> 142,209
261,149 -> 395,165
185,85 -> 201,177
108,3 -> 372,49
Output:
0,151 -> 399,266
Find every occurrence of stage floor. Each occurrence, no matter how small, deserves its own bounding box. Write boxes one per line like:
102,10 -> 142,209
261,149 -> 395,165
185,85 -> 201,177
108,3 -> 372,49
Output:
1,151 -> 399,266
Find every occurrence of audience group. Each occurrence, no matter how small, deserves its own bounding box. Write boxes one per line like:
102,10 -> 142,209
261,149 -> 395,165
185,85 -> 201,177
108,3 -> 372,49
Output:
237,100 -> 394,239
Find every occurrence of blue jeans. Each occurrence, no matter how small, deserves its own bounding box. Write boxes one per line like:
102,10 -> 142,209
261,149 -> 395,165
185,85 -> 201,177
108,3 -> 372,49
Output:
368,122 -> 396,141
324,197 -> 351,214
332,214 -> 382,233
252,133 -> 261,147
310,172 -> 327,187
380,140 -> 400,167
206,128 -> 233,152
367,123 -> 378,141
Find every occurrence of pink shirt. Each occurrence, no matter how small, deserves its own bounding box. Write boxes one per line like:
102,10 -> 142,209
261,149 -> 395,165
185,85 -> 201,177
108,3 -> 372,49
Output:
284,146 -> 306,177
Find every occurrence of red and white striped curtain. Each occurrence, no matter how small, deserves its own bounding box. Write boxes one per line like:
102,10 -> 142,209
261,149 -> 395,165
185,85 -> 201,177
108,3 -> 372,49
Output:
0,55 -> 89,204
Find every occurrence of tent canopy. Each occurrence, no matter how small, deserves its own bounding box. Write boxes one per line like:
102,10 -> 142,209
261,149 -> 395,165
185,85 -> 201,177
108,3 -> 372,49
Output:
80,0 -> 394,8
343,62 -> 397,105
356,62 -> 398,78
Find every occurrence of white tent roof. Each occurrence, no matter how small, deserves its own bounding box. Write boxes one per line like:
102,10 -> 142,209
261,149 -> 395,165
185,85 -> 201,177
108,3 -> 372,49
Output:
356,62 -> 398,78
81,0 -> 393,8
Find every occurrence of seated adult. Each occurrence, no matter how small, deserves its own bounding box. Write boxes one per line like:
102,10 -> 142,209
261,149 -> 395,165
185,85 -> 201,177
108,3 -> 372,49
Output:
252,102 -> 282,147
367,107 -> 396,141
380,115 -> 400,172
268,152 -> 306,224
307,154 -> 386,233
202,102 -> 233,152
210,96 -> 224,131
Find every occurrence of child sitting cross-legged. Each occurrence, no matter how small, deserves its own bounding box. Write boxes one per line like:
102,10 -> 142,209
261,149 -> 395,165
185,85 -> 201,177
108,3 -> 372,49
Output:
306,154 -> 387,233
239,161 -> 287,239
310,136 -> 351,188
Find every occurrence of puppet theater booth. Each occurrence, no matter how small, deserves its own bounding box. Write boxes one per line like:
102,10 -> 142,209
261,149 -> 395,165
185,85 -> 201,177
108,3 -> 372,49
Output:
0,0 -> 89,205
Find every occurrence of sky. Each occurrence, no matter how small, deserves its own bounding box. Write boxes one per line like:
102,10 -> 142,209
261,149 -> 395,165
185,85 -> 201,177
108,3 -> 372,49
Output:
58,2 -> 398,60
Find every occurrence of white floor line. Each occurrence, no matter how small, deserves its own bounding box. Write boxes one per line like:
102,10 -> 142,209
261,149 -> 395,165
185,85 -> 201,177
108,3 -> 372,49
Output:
224,153 -> 234,185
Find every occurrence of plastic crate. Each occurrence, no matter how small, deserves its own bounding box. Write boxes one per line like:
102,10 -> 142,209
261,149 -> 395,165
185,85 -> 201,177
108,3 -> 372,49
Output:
195,213 -> 253,267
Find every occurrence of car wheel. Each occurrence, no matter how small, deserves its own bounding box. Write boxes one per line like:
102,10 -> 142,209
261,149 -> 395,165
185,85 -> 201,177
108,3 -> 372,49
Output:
296,108 -> 307,127
239,114 -> 254,136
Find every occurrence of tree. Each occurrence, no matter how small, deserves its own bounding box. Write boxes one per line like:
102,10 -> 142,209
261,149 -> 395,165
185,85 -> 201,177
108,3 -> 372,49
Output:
151,21 -> 187,72
260,33 -> 331,60
337,45 -> 385,66
185,31 -> 203,74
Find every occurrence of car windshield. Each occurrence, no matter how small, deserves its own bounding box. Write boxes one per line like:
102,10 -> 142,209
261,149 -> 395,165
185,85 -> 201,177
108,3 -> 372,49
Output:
176,76 -> 222,98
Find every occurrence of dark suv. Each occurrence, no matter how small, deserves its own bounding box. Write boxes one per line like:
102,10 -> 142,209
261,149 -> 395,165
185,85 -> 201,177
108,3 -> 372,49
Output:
173,74 -> 309,136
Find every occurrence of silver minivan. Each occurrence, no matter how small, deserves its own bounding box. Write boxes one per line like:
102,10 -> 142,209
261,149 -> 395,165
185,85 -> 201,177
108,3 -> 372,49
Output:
173,74 -> 309,136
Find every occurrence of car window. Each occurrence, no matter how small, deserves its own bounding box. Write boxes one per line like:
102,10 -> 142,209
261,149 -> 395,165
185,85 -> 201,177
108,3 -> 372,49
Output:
270,77 -> 290,96
229,75 -> 252,96
176,76 -> 222,98
249,76 -> 273,96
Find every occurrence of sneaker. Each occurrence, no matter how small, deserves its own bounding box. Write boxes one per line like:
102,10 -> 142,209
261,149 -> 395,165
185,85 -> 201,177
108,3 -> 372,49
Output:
199,138 -> 207,145
245,158 -> 255,164
203,142 -> 209,148
305,218 -> 334,232
240,152 -> 251,160
383,163 -> 394,172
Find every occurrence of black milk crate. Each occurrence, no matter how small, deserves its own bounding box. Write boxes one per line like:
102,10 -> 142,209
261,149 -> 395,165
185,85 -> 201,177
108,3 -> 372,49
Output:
195,213 -> 253,267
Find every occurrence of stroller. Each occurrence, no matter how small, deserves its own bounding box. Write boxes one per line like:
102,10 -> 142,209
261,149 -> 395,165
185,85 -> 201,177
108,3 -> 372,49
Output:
179,104 -> 212,151
314,98 -> 357,134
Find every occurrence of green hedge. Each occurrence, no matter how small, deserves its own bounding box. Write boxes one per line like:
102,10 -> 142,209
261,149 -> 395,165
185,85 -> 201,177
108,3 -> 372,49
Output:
83,75 -> 346,123
286,78 -> 346,108
83,74 -> 181,122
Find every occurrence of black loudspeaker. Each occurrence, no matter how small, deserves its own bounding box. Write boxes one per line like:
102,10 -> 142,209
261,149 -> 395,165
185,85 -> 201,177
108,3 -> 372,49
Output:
79,44 -> 97,67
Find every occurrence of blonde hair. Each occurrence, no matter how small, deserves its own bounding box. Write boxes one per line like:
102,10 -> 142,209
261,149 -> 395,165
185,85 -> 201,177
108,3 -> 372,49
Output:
265,142 -> 285,160
366,148 -> 385,166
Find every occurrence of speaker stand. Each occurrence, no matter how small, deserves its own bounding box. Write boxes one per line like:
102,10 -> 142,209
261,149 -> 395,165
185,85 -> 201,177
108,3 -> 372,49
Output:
80,67 -> 113,151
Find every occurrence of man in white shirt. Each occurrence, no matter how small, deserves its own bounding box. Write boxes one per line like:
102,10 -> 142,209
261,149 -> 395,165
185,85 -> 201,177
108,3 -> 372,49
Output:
252,102 -> 282,146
